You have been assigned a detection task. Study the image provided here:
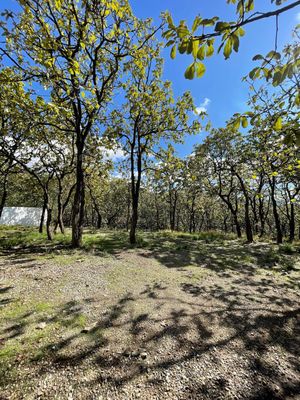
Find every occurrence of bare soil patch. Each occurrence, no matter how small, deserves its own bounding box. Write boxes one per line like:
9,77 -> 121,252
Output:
1,234 -> 299,400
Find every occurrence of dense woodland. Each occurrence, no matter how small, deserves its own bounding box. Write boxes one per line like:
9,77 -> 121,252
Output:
0,0 -> 299,246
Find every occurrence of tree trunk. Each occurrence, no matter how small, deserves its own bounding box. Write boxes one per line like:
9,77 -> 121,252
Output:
169,191 -> 177,231
39,198 -> 47,233
289,202 -> 295,242
54,179 -> 65,234
258,198 -> 265,238
129,138 -> 142,245
269,177 -> 283,244
96,210 -> 102,229
130,198 -> 138,244
46,207 -> 53,240
244,198 -> 253,243
234,214 -> 242,238
235,171 -> 253,243
0,174 -> 9,220
219,193 -> 241,238
223,215 -> 228,232
72,140 -> 85,248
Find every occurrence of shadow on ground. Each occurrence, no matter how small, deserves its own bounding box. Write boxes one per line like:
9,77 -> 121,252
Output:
1,276 -> 300,399
1,230 -> 300,399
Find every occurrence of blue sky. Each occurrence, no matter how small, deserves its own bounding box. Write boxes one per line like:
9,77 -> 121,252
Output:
130,0 -> 300,155
1,0 -> 299,157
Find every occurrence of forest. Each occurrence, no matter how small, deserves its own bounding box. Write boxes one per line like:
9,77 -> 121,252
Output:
0,1 -> 300,399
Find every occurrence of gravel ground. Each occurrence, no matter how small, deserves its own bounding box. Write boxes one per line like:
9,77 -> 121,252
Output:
0,239 -> 299,400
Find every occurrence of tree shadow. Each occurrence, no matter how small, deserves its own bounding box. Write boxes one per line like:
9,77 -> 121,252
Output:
1,231 -> 300,398
1,276 -> 299,399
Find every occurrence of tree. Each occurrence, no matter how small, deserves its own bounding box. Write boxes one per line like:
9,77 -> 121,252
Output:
0,0 -> 155,247
195,131 -> 243,237
106,42 -> 200,243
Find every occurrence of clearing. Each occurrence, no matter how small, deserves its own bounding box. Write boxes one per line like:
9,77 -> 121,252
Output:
0,228 -> 300,400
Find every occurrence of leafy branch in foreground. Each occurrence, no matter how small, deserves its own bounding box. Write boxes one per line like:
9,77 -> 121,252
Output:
162,0 -> 300,79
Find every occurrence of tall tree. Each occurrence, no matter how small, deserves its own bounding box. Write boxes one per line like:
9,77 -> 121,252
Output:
106,43 -> 200,243
0,0 -> 154,247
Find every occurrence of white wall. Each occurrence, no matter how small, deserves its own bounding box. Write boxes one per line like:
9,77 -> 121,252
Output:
0,207 -> 45,227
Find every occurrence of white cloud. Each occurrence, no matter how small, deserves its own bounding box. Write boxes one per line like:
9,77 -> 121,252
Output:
296,12 -> 300,22
101,147 -> 126,161
194,97 -> 211,115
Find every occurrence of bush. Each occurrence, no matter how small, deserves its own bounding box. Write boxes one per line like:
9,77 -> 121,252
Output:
262,248 -> 280,266
279,243 -> 297,255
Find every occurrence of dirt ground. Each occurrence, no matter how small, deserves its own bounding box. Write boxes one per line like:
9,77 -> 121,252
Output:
0,231 -> 300,400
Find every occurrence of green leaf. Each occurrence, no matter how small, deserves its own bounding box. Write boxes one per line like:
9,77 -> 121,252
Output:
197,45 -> 206,60
249,67 -> 260,80
232,34 -> 239,52
187,39 -> 193,54
241,117 -> 248,128
223,38 -> 232,59
191,16 -> 202,33
232,118 -> 240,130
237,27 -> 245,36
177,26 -> 189,38
170,45 -> 176,59
195,61 -> 206,78
184,63 -> 195,80
252,54 -> 263,61
206,44 -> 214,57
272,70 -> 282,86
167,14 -> 175,28
266,50 -> 281,60
192,39 -> 199,58
201,18 -> 215,26
246,0 -> 254,12
178,41 -> 188,54
274,116 -> 282,131
215,21 -> 230,32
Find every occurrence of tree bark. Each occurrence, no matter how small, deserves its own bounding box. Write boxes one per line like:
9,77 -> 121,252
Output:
244,198 -> 253,243
129,135 -> 142,244
72,139 -> 85,247
0,174 -> 9,220
96,209 -> 102,229
39,198 -> 47,233
234,171 -> 253,243
130,198 -> 138,244
46,207 -> 53,240
269,176 -> 283,244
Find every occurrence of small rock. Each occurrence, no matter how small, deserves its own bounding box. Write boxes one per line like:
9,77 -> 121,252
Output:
131,350 -> 140,358
36,322 -> 47,330
140,352 -> 147,359
69,305 -> 81,312
81,323 -> 97,333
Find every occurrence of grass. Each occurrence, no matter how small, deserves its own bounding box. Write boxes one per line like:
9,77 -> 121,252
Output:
60,313 -> 87,329
0,226 -> 238,252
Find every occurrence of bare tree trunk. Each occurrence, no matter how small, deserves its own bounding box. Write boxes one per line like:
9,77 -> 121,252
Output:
72,139 -> 85,247
235,171 -> 253,243
129,138 -> 142,245
39,198 -> 47,233
46,207 -> 53,240
269,177 -> 283,244
0,174 -> 9,220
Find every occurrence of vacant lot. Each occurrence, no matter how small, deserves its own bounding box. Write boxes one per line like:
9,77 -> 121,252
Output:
0,228 -> 299,400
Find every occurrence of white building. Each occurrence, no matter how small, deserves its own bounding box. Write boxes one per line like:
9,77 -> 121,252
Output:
0,207 -> 45,227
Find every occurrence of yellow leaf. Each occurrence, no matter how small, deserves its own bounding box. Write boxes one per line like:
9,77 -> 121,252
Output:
274,116 -> 282,131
